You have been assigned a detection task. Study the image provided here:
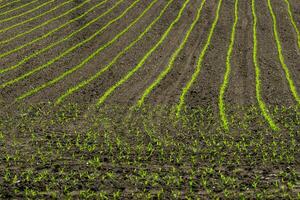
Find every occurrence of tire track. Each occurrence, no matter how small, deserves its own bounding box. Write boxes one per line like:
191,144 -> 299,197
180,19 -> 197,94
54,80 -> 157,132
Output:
252,0 -> 279,131
153,1 -> 215,105
218,0 -> 239,131
176,0 -> 222,117
230,0 -> 255,105
135,0 -> 207,108
225,0 -> 256,113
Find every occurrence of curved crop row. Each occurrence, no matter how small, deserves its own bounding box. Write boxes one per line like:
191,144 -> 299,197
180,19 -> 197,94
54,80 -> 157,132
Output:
218,0 -> 239,131
284,0 -> 300,51
56,0 -> 174,105
0,0 -> 54,24
252,0 -> 279,131
0,0 -> 20,10
1,0 -> 134,89
95,0 -> 190,107
0,0 -> 37,17
267,0 -> 300,105
17,0 -> 158,101
0,0 -> 99,57
176,0 -> 223,117
0,0 -> 121,75
0,0 -> 72,34
135,0 -> 207,108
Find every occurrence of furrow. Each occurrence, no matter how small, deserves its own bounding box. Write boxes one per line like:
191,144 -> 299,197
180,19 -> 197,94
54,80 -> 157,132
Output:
284,0 -> 300,51
55,0 -> 174,104
0,0 -> 38,17
0,0 -> 54,24
17,0 -> 157,100
0,0 -> 20,10
0,0 -> 121,75
0,0 -> 132,89
252,0 -> 279,130
135,0 -> 206,108
0,0 -> 73,34
267,0 -> 300,105
218,0 -> 239,131
0,0 -> 99,57
176,0 -> 223,117
95,0 -> 190,107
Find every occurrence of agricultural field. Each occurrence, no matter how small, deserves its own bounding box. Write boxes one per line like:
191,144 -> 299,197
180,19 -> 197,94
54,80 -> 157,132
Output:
0,0 -> 299,199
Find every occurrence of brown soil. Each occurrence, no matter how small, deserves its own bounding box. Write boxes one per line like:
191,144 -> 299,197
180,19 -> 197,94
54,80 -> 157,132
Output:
0,1 -> 300,198
0,0 -> 299,107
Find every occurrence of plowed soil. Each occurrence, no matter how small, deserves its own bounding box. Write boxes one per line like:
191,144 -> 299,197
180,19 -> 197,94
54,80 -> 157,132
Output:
0,0 -> 299,199
0,0 -> 299,108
